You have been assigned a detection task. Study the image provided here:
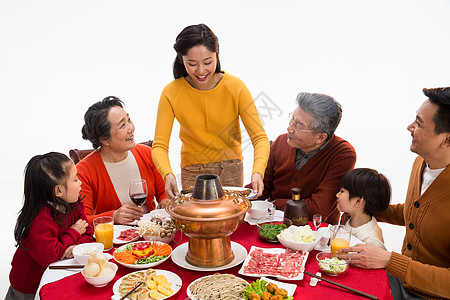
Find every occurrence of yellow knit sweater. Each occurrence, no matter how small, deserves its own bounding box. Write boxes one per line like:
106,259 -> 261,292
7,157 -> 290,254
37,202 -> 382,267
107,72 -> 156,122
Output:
152,72 -> 270,179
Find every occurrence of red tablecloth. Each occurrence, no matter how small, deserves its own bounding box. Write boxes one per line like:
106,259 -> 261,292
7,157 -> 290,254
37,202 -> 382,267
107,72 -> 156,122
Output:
40,221 -> 393,300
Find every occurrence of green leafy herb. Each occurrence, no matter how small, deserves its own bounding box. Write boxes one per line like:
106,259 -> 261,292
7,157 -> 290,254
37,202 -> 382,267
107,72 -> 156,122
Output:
258,223 -> 287,240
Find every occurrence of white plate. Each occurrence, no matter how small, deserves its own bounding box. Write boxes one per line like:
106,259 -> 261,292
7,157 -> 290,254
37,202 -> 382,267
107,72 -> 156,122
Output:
223,186 -> 257,199
238,246 -> 308,280
113,225 -> 140,245
260,277 -> 297,296
186,274 -> 248,300
113,241 -> 172,269
171,241 -> 247,271
244,209 -> 284,225
112,269 -> 182,300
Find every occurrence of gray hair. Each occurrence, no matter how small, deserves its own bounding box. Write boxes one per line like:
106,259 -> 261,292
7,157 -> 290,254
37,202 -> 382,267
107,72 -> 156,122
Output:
295,92 -> 342,140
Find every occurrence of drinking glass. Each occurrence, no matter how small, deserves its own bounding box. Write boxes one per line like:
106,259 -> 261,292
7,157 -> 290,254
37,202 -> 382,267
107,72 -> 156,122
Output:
93,216 -> 114,251
129,179 -> 148,207
313,214 -> 322,231
329,225 -> 351,256
267,201 -> 275,223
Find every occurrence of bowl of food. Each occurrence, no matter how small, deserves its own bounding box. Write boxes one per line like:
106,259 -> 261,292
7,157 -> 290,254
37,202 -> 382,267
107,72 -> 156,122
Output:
316,251 -> 351,276
247,200 -> 269,220
277,225 -> 321,252
256,218 -> 292,242
82,261 -> 118,287
138,217 -> 177,244
73,242 -> 104,265
113,241 -> 172,269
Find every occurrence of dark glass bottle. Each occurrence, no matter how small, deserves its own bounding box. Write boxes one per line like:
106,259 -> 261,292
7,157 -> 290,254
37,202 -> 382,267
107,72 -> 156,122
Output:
284,188 -> 308,226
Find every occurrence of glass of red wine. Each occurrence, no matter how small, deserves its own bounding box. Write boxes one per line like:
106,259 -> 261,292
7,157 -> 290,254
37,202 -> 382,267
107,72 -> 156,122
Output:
129,179 -> 148,208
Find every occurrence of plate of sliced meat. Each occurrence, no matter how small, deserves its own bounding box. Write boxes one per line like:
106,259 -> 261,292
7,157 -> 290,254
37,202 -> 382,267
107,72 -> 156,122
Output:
114,225 -> 141,244
238,246 -> 309,280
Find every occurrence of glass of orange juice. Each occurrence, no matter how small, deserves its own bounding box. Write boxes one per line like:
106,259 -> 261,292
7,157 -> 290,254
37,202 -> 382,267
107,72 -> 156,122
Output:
330,225 -> 351,256
93,216 -> 114,251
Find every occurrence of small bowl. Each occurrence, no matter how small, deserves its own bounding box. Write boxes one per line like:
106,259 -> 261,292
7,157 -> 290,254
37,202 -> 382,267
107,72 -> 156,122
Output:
73,243 -> 104,265
247,200 -> 269,220
256,218 -> 292,242
140,216 -> 177,244
82,262 -> 118,287
142,230 -> 177,244
316,251 -> 351,276
277,226 -> 321,252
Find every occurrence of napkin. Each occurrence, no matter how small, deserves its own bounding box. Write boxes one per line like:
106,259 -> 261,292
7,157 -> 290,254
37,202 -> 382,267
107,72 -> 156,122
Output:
244,209 -> 284,225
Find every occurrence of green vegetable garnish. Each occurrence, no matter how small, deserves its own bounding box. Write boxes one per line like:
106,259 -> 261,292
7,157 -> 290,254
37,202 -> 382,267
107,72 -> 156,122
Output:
244,279 -> 268,299
258,223 -> 287,240
244,279 -> 293,300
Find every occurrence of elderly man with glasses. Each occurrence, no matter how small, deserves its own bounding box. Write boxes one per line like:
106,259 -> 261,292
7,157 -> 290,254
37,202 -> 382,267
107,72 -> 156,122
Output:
260,92 -> 356,224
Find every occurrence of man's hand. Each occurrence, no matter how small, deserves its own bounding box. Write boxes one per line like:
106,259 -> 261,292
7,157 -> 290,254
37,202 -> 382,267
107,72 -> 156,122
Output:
340,243 -> 392,269
164,174 -> 179,199
251,173 -> 264,197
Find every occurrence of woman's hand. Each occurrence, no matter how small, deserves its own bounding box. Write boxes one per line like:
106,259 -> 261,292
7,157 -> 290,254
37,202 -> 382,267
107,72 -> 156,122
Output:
157,198 -> 170,209
251,173 -> 264,197
164,174 -> 179,199
70,219 -> 88,235
340,243 -> 391,269
112,204 -> 143,224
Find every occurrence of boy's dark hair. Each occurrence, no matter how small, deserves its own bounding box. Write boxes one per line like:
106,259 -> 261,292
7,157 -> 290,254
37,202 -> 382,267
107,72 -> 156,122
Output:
340,168 -> 391,216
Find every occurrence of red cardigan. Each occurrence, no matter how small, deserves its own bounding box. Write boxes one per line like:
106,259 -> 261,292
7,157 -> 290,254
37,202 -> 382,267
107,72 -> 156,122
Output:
9,202 -> 94,294
261,134 -> 356,224
76,144 -> 168,224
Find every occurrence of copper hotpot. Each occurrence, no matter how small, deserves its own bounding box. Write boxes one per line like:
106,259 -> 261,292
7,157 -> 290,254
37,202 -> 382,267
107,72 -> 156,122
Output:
166,174 -> 251,267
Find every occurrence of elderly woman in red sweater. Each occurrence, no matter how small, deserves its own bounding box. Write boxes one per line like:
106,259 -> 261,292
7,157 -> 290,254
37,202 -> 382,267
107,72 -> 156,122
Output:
77,96 -> 168,224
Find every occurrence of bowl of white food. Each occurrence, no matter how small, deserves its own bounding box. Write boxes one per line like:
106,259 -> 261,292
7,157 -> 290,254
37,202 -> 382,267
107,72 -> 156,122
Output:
277,225 -> 322,252
82,262 -> 118,287
73,243 -> 104,265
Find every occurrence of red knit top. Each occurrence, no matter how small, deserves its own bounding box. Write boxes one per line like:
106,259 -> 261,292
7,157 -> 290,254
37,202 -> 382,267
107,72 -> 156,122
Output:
76,144 -> 168,224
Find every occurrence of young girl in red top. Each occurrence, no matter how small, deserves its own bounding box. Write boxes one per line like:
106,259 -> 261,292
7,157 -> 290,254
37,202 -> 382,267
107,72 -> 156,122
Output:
6,152 -> 94,299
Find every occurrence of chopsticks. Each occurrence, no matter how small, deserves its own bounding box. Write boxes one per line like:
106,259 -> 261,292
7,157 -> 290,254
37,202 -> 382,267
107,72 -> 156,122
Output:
119,282 -> 143,300
304,271 -> 378,300
49,265 -> 84,269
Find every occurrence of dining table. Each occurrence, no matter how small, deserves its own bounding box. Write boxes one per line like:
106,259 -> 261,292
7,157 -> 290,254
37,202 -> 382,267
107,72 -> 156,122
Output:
38,218 -> 393,300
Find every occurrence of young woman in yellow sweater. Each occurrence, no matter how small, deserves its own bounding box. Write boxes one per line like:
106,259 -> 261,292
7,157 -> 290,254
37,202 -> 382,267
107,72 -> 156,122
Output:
152,24 -> 270,198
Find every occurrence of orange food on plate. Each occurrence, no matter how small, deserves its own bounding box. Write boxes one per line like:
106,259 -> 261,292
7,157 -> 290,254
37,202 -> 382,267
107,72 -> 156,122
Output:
151,242 -> 172,256
113,250 -> 138,264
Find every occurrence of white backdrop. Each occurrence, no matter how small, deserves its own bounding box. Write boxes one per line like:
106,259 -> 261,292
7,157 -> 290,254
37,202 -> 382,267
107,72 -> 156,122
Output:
1,0 -> 449,296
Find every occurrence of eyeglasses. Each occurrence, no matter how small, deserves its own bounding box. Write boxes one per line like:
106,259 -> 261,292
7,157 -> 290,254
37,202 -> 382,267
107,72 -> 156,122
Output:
288,113 -> 315,133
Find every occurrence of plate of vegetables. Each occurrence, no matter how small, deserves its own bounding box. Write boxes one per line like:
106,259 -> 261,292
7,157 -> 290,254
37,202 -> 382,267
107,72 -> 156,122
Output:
244,278 -> 295,300
113,241 -> 172,269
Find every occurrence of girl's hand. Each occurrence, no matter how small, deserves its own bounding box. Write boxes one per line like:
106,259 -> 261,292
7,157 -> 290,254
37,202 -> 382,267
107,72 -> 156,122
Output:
112,204 -> 143,224
251,173 -> 264,197
164,174 -> 179,198
61,245 -> 76,260
71,219 -> 88,234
